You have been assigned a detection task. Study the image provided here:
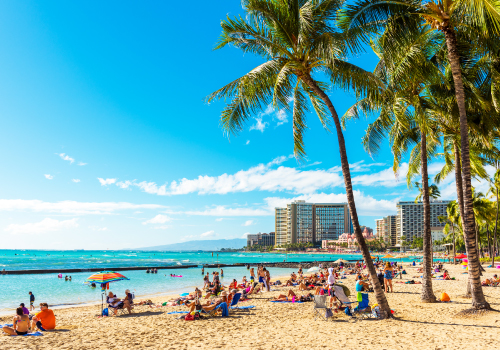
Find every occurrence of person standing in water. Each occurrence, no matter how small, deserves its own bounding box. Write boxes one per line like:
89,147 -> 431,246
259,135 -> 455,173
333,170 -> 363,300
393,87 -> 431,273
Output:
250,268 -> 255,282
220,269 -> 224,278
29,292 -> 35,311
202,267 -> 204,275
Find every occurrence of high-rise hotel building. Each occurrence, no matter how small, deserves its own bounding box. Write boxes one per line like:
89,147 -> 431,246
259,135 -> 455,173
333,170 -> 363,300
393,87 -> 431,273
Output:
274,200 -> 353,246
396,200 -> 450,242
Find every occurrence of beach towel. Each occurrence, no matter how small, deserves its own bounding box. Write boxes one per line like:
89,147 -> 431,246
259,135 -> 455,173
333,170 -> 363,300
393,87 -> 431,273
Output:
0,325 -> 43,336
218,302 -> 229,317
233,305 -> 255,310
167,311 -> 189,315
269,300 -> 303,303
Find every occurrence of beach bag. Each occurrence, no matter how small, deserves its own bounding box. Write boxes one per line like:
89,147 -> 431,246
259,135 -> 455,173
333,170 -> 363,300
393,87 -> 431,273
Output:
102,308 -> 108,317
185,314 -> 195,321
325,308 -> 333,318
440,293 -> 450,302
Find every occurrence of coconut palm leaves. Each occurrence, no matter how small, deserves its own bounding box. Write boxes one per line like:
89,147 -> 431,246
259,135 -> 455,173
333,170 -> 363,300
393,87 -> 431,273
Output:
208,0 -> 392,318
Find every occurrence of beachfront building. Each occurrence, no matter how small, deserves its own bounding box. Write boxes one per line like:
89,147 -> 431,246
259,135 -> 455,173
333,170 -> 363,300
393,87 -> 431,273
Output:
246,232 -> 275,248
376,215 -> 398,245
274,200 -> 353,246
396,200 -> 451,242
275,207 -> 288,246
324,228 -> 376,249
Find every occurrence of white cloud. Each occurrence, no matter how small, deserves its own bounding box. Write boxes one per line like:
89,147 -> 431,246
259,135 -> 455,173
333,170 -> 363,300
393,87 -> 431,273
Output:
6,218 -> 78,235
246,140 -> 250,145
241,232 -> 251,238
0,199 -> 166,215
183,206 -> 270,217
242,220 -> 254,226
58,153 -> 75,164
44,174 -> 54,180
249,117 -> 268,132
275,109 -> 288,126
98,178 -> 117,186
215,218 -> 224,222
200,230 -> 217,238
151,225 -> 172,230
116,180 -> 133,189
89,226 -> 108,231
78,162 -> 87,166
142,214 -> 171,225
110,157 -> 423,197
265,191 -> 400,217
72,179 -> 81,183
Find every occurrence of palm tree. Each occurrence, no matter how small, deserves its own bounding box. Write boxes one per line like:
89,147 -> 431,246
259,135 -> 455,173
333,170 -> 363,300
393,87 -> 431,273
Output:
487,169 -> 500,266
343,25 -> 440,302
414,182 -> 441,202
207,0 -> 392,318
438,201 -> 461,264
339,0 -> 499,310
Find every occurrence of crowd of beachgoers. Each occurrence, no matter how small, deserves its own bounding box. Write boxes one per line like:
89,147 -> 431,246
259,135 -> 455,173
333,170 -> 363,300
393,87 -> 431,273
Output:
2,259 -> 500,349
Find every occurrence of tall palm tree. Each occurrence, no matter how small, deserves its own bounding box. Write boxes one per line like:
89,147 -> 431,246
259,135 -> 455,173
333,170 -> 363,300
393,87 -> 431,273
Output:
487,169 -> 500,266
438,200 -> 461,264
207,0 -> 392,318
339,0 -> 499,310
343,25 -> 441,302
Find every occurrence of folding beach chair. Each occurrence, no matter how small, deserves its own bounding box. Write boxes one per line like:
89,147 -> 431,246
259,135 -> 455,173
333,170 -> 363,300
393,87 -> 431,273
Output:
349,293 -> 373,320
229,293 -> 255,312
202,302 -> 229,318
313,295 -> 330,321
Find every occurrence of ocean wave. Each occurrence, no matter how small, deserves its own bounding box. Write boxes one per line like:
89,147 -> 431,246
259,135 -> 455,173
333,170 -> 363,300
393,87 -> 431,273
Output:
182,260 -> 189,262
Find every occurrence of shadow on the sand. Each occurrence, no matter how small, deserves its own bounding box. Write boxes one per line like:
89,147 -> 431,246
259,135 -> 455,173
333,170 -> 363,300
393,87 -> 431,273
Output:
116,311 -> 163,318
392,314 -> 500,329
46,329 -> 71,333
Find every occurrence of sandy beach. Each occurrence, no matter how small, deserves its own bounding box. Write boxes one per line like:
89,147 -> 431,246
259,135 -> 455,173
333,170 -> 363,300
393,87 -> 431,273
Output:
0,263 -> 498,350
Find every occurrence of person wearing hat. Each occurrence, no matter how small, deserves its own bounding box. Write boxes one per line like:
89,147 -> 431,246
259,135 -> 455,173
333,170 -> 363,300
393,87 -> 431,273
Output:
19,303 -> 30,316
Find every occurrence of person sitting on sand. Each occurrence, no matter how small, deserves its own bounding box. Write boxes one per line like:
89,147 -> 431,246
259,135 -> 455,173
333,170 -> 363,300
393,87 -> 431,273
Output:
272,289 -> 297,301
2,307 -> 30,336
32,303 -> 55,331
19,303 -> 29,316
443,270 -> 451,280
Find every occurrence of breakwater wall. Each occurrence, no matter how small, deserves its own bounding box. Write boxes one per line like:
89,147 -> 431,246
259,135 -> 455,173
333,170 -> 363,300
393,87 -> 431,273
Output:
1,260 -> 357,275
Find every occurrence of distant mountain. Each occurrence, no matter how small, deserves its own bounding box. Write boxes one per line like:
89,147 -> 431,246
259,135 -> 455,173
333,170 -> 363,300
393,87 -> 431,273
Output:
136,238 -> 247,251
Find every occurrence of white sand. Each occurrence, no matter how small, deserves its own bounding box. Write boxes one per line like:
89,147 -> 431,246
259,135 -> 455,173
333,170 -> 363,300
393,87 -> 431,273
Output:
0,263 -> 499,350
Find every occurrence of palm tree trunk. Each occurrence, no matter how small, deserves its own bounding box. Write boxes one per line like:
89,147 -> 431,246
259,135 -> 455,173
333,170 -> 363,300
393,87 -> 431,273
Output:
420,130 -> 436,302
301,72 -> 392,318
444,28 -> 490,309
487,227 -> 492,261
494,188 -> 499,267
452,224 -> 456,265
453,143 -> 465,221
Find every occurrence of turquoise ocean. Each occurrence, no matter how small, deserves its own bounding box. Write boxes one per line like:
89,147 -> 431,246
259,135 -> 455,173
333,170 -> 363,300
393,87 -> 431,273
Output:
0,250 -> 418,315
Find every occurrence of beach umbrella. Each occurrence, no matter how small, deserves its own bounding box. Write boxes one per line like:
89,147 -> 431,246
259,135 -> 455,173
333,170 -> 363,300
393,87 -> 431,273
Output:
334,259 -> 349,264
84,271 -> 130,315
455,254 -> 467,259
85,271 -> 130,285
382,254 -> 394,258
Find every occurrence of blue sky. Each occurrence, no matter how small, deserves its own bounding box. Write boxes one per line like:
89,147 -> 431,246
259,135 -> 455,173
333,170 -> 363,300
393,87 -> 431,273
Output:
0,1 -> 489,250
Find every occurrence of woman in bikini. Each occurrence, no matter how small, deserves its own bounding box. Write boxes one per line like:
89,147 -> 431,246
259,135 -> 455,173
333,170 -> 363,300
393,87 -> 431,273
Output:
2,307 -> 30,336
